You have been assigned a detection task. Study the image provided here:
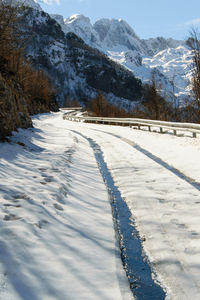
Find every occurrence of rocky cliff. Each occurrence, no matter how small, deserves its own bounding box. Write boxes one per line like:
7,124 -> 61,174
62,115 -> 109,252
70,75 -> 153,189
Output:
10,0 -> 192,103
0,71 -> 32,140
51,13 -> 190,102
21,8 -> 143,107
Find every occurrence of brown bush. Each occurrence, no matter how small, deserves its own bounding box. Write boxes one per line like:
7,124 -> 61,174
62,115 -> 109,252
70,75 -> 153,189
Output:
87,94 -> 131,118
0,1 -> 58,114
63,99 -> 81,108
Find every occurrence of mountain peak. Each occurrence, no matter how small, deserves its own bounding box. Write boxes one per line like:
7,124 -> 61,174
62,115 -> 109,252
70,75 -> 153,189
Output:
94,18 -> 142,52
66,14 -> 90,24
62,14 -> 101,48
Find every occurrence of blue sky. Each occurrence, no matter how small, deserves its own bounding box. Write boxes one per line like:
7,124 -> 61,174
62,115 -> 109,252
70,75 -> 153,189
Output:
38,0 -> 200,40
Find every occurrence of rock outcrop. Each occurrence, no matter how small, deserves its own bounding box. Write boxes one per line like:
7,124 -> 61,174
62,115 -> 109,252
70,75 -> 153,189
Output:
21,8 -> 143,107
0,71 -> 32,140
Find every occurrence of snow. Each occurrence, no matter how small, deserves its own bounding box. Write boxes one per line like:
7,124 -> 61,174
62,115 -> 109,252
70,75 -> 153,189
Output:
0,112 -> 132,300
143,46 -> 193,98
62,114 -> 200,299
94,18 -> 143,53
56,14 -> 102,49
50,13 -> 191,102
10,0 -> 42,10
1,111 -> 200,299
8,2 -> 192,103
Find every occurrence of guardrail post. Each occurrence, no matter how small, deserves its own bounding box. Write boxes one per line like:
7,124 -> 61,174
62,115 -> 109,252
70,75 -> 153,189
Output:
193,132 -> 197,138
63,115 -> 200,138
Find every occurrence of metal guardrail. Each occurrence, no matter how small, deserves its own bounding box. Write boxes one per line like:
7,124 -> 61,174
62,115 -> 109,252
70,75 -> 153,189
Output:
60,107 -> 83,111
63,114 -> 200,138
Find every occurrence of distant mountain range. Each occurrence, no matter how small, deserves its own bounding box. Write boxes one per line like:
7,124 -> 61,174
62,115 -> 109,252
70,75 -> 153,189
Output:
52,13 -> 193,102
12,0 -> 193,106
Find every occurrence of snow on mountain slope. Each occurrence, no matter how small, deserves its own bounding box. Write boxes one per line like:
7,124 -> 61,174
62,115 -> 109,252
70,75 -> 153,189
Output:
143,37 -> 185,56
66,14 -> 101,48
59,14 -> 183,57
8,1 -> 192,103
143,46 -> 193,98
51,14 -> 102,49
110,45 -> 193,101
21,8 -> 143,108
51,13 -> 190,101
94,18 -> 146,54
9,0 -> 41,10
105,49 -> 173,95
93,19 -> 189,100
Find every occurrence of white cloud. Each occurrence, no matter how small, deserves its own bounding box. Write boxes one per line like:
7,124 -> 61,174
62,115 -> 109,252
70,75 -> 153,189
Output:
37,0 -> 60,5
176,18 -> 200,31
185,18 -> 200,27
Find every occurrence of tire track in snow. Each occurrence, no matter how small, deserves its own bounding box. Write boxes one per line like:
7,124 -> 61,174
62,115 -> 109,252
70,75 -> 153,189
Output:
75,126 -> 200,299
85,128 -> 200,192
71,130 -> 166,300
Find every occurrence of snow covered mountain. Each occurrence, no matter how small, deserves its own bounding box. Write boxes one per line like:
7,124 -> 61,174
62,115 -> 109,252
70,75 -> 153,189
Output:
5,0 -> 41,10
94,18 -> 146,54
9,0 -> 193,104
52,14 -> 102,49
20,8 -> 143,107
51,13 -> 184,56
143,46 -> 193,99
50,13 -> 191,102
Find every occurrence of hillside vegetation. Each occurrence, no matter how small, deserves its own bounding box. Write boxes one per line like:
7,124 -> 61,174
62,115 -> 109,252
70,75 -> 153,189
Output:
0,2 -> 58,140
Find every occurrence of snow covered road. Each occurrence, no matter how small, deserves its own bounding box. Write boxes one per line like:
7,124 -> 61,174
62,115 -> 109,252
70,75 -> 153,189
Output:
1,111 -> 200,299
64,115 -> 200,300
0,113 -> 132,300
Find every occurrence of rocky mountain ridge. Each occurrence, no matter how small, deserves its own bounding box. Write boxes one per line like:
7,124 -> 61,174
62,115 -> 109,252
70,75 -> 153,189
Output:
10,0 -> 193,104
52,13 -> 184,56
20,8 -> 143,108
50,13 -> 191,102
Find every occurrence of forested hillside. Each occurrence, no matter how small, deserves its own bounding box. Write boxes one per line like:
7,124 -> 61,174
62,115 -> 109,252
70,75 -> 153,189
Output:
0,3 -> 58,140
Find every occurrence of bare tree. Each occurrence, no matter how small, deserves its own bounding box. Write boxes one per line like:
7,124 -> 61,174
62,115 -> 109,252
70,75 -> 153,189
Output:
187,27 -> 200,122
0,1 -> 19,57
0,1 -> 57,113
142,72 -> 173,120
169,73 -> 180,121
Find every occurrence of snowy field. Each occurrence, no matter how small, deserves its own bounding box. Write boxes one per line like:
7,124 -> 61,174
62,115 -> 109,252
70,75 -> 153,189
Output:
1,111 -> 200,299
